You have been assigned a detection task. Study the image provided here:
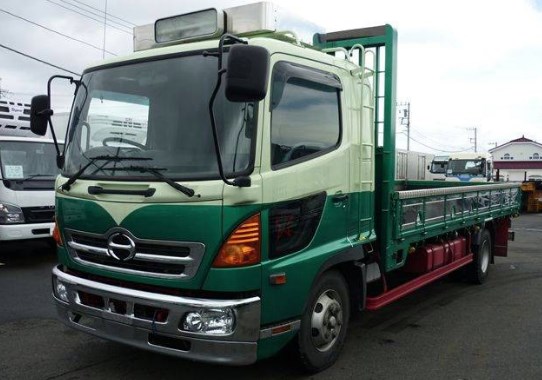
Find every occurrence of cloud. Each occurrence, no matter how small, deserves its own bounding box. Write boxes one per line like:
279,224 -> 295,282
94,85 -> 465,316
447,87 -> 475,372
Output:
1,0 -> 540,152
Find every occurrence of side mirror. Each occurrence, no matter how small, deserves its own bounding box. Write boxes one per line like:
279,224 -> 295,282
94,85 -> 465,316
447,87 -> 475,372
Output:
30,95 -> 52,136
225,45 -> 269,102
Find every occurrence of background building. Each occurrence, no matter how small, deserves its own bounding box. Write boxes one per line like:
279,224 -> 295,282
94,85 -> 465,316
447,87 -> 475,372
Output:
489,136 -> 542,182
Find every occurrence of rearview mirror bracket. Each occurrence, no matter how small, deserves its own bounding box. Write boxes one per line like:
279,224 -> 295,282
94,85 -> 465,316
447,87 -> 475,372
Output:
31,75 -> 80,169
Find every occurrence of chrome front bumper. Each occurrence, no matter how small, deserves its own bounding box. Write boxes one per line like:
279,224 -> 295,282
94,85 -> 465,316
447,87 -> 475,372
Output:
52,265 -> 261,365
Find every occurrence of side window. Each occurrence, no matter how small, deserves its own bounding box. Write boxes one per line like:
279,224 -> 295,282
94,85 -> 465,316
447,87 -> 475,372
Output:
270,62 -> 341,167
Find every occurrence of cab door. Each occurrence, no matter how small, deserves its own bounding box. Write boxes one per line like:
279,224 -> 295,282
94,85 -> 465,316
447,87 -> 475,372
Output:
258,56 -> 351,324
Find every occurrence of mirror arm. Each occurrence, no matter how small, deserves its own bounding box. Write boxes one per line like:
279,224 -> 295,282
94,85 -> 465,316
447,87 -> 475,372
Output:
46,75 -> 79,168
217,34 -> 247,70
207,34 -> 251,188
209,68 -> 237,187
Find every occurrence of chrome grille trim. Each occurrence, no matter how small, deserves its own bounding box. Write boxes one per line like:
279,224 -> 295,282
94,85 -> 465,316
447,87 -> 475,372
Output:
134,253 -> 195,264
68,241 -> 108,256
64,228 -> 205,280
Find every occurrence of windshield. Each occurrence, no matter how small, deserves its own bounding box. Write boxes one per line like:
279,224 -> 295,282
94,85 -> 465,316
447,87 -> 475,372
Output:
63,52 -> 257,181
430,161 -> 448,174
0,141 -> 61,190
447,159 -> 485,176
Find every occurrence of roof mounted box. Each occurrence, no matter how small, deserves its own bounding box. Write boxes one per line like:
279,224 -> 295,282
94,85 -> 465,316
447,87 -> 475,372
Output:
133,2 -> 324,51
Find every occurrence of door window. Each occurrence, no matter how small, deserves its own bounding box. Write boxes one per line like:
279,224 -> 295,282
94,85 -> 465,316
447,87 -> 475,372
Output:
270,62 -> 341,168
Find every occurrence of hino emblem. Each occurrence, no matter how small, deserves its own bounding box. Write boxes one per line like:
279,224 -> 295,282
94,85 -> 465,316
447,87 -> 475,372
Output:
107,232 -> 136,261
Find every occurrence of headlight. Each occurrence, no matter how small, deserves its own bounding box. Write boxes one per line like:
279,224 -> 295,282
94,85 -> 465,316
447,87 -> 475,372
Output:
0,202 -> 24,224
181,308 -> 235,335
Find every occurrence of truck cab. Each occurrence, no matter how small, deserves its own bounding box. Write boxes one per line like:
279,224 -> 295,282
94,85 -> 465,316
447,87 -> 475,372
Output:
428,155 -> 448,180
445,152 -> 493,182
0,100 -> 61,241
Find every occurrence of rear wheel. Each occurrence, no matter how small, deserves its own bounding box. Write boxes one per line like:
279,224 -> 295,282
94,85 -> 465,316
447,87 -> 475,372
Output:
296,271 -> 350,373
468,229 -> 491,284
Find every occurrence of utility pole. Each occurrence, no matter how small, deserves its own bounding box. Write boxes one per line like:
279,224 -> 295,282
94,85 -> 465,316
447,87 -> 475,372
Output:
467,127 -> 478,152
398,102 -> 410,151
0,78 -> 10,99
102,0 -> 108,59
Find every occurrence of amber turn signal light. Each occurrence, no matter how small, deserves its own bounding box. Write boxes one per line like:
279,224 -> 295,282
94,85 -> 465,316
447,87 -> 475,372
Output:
52,222 -> 63,246
213,214 -> 261,268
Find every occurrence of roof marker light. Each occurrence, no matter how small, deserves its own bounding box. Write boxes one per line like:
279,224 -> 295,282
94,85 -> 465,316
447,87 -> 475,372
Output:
155,9 -> 224,45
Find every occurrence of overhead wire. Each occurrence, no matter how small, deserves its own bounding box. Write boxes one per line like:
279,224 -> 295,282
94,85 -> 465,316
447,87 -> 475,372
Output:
0,42 -> 80,76
399,132 -> 472,153
0,8 -> 118,56
56,0 -> 133,29
409,129 -> 470,151
66,0 -> 136,27
44,0 -> 132,35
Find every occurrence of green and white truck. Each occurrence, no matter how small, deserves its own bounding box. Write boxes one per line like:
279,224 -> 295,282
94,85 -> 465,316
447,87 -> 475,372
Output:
30,2 -> 520,372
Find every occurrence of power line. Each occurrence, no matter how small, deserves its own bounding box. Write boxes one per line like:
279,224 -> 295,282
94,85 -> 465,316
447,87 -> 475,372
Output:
67,0 -> 136,27
45,0 -> 132,35
57,0 -> 134,30
407,129 -> 465,151
0,8 -> 118,56
0,42 -> 80,76
410,129 -> 470,151
401,132 -> 472,153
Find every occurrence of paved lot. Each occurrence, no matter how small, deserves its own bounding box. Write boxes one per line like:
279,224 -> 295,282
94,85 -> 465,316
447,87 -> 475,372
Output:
1,214 -> 541,379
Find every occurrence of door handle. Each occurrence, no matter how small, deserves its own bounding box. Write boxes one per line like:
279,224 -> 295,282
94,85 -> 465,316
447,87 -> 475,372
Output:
332,193 -> 349,205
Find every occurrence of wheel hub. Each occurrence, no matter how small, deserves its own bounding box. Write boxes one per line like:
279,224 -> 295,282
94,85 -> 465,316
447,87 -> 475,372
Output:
310,289 -> 343,352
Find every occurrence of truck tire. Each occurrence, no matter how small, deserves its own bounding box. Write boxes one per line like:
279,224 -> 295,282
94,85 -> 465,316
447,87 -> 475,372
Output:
296,270 -> 350,373
467,229 -> 491,284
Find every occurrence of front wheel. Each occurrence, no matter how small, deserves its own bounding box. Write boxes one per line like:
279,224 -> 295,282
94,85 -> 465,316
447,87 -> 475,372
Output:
296,271 -> 350,373
468,229 -> 491,284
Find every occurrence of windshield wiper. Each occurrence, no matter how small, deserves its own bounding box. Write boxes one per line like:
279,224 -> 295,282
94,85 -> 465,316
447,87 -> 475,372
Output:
17,174 -> 54,182
102,165 -> 195,198
61,155 -> 152,191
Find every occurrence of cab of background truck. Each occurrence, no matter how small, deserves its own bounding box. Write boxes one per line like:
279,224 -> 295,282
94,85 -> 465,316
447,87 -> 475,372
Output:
33,2 -> 378,368
0,101 -> 62,240
445,152 -> 492,182
428,155 -> 448,180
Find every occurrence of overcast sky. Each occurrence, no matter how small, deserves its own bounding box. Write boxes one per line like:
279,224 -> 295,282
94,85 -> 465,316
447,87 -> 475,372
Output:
1,0 -> 541,153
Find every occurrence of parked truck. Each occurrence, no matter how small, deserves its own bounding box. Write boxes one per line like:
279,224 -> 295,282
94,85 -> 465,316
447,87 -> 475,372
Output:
428,155 -> 449,180
0,99 -> 61,241
444,152 -> 493,182
30,2 -> 520,373
396,149 -> 434,181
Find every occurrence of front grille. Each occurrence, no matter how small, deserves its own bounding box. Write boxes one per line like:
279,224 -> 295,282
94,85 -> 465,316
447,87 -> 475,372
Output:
22,206 -> 55,223
65,228 -> 205,279
76,251 -> 186,275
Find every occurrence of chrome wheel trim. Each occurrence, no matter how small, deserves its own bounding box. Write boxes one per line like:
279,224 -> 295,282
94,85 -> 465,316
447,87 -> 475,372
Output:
480,240 -> 490,274
310,289 -> 343,352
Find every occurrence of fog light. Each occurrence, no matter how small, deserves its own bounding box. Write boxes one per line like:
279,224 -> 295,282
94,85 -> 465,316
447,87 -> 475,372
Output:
54,279 -> 69,302
181,308 -> 235,335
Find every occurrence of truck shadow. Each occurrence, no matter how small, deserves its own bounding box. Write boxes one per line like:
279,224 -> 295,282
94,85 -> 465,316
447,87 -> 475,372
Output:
0,239 -> 56,267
